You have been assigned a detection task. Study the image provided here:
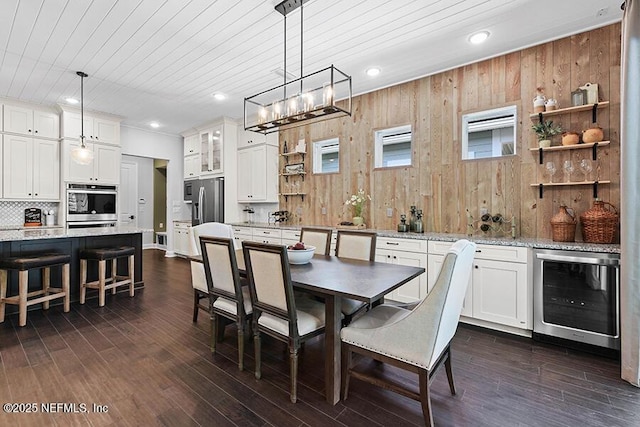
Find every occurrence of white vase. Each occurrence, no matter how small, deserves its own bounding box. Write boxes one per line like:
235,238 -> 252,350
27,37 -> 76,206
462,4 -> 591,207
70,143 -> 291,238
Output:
352,216 -> 364,226
538,139 -> 551,148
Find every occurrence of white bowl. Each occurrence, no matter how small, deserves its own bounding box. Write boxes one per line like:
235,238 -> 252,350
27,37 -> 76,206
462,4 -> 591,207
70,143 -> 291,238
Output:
287,245 -> 316,264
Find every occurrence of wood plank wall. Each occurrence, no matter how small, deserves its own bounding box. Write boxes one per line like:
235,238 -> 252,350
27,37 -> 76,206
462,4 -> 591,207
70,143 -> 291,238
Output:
278,24 -> 621,240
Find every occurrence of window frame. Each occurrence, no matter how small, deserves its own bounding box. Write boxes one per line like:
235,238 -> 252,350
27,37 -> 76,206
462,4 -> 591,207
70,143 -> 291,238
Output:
312,137 -> 340,174
374,124 -> 413,169
461,105 -> 517,160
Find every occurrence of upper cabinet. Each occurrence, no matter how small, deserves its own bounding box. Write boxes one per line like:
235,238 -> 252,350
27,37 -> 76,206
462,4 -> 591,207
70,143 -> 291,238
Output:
62,140 -> 120,185
183,133 -> 199,156
199,126 -> 223,176
61,110 -> 120,145
2,134 -> 59,200
237,130 -> 278,150
3,104 -> 59,139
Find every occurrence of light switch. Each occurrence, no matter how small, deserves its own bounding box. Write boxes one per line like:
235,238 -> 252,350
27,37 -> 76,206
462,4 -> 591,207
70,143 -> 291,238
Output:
386,208 -> 393,217
321,207 -> 327,215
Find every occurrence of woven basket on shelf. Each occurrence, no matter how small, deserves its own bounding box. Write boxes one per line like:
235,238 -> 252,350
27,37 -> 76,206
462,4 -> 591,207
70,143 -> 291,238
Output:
580,200 -> 618,244
550,205 -> 577,242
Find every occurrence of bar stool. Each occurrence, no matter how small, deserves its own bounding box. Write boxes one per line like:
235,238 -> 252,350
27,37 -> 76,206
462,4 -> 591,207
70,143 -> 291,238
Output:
79,246 -> 135,307
0,254 -> 71,327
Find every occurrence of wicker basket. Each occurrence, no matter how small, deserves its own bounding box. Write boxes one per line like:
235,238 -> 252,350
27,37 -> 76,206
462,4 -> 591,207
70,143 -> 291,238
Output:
580,200 -> 618,244
550,206 -> 576,242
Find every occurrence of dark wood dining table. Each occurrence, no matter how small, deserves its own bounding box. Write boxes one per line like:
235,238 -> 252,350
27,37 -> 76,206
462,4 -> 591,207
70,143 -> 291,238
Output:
193,250 -> 425,405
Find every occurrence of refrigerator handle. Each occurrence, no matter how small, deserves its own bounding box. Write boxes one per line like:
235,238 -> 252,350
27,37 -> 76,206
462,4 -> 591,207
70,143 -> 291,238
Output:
197,186 -> 204,223
199,185 -> 205,223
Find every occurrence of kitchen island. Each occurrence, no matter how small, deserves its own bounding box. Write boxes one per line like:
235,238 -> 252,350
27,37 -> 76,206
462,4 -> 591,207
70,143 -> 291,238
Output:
0,226 -> 149,314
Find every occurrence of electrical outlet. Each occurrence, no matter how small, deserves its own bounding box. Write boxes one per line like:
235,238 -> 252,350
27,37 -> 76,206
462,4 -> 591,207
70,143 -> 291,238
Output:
386,208 -> 393,217
296,206 -> 303,215
321,207 -> 327,215
159,222 -> 164,228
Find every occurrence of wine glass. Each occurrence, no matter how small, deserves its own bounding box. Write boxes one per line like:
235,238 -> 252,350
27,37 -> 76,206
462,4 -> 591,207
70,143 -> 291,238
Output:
579,159 -> 593,182
545,161 -> 557,183
563,160 -> 574,182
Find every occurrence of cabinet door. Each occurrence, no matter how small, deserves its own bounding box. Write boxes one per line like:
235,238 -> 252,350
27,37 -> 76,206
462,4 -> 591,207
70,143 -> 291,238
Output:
249,146 -> 267,200
94,144 -> 121,184
2,135 -> 33,198
173,228 -> 190,255
3,105 -> 34,135
391,251 -> 428,303
184,155 -> 199,179
64,140 -> 95,183
428,253 -> 473,317
199,131 -> 211,174
93,118 -> 119,144
62,111 -> 93,140
184,134 -> 199,156
32,139 -> 59,200
208,126 -> 223,174
33,110 -> 59,139
472,259 -> 528,328
237,148 -> 253,201
237,129 -> 265,149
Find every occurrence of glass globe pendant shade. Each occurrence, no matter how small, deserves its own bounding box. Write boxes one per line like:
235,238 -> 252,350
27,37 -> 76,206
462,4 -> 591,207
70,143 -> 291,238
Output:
71,140 -> 94,165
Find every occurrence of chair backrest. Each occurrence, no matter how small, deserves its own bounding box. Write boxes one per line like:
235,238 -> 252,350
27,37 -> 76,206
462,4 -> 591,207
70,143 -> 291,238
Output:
200,236 -> 243,307
300,227 -> 332,256
242,241 -> 299,336
335,231 -> 377,261
421,239 -> 476,368
189,222 -> 235,256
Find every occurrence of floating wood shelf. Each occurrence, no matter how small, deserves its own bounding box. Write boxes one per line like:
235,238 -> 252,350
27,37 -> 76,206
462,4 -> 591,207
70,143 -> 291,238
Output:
280,192 -> 306,201
531,180 -> 611,199
281,151 -> 306,163
529,141 -> 610,164
280,172 -> 306,182
529,101 -> 609,120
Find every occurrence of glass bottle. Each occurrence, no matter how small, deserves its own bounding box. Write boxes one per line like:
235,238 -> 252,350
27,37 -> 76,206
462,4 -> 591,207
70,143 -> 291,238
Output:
409,206 -> 417,232
415,210 -> 424,233
283,140 -> 288,154
397,214 -> 408,232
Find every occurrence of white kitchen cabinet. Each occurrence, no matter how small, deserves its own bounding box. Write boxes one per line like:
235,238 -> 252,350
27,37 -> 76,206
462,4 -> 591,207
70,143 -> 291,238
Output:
251,227 -> 281,245
63,140 -> 121,184
200,126 -> 223,176
428,241 -> 531,330
61,111 -> 120,145
232,225 -> 253,247
375,237 -> 428,304
281,229 -> 302,247
237,145 -> 278,203
2,135 -> 59,200
183,134 -> 199,156
173,222 -> 192,256
237,129 -> 278,150
184,154 -> 199,179
3,104 -> 59,139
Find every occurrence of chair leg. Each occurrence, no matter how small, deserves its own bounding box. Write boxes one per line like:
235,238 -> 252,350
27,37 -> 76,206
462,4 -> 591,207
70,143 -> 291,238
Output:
444,347 -> 456,395
210,314 -> 217,354
254,331 -> 262,380
111,259 -> 117,295
192,290 -> 199,322
18,270 -> 28,327
289,347 -> 298,403
216,316 -> 226,342
419,369 -> 434,427
98,260 -> 106,307
237,323 -> 244,371
79,259 -> 87,304
128,254 -> 135,297
341,342 -> 352,400
0,270 -> 7,322
42,267 -> 51,310
62,263 -> 70,313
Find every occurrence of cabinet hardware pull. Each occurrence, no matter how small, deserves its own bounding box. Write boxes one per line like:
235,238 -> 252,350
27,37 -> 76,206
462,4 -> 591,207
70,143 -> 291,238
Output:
475,250 -> 482,253
386,242 -> 399,245
475,265 -> 479,269
28,129 -> 32,132
393,256 -> 397,259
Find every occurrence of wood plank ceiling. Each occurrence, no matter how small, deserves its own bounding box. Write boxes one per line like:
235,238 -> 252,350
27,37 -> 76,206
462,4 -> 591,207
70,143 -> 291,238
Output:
0,0 -> 623,135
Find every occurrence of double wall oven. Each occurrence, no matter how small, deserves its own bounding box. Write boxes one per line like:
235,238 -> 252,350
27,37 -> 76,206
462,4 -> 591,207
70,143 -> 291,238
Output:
533,249 -> 620,351
66,184 -> 117,228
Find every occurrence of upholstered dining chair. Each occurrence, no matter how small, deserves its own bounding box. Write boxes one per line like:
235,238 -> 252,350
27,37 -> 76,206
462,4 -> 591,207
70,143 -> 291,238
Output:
335,230 -> 377,323
200,236 -> 251,370
189,222 -> 235,322
299,227 -> 332,256
242,241 -> 327,403
340,239 -> 476,427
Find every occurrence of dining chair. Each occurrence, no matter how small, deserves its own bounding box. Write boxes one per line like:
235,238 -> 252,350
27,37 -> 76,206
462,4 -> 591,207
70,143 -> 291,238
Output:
242,241 -> 327,403
200,236 -> 252,370
340,239 -> 476,427
335,230 -> 377,323
189,222 -> 235,322
299,227 -> 332,256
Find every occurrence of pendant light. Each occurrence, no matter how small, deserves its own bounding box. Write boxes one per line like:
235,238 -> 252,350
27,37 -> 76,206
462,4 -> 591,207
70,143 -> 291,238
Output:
70,71 -> 94,165
244,0 -> 352,134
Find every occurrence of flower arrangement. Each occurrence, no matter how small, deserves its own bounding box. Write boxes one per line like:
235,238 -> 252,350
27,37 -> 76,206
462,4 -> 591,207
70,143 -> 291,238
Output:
345,189 -> 371,218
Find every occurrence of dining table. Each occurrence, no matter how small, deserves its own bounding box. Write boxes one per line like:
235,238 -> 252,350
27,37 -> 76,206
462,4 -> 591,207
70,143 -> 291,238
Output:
192,249 -> 425,405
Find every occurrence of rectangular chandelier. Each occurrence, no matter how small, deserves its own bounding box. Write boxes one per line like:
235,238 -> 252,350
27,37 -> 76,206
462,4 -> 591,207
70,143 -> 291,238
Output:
244,65 -> 351,134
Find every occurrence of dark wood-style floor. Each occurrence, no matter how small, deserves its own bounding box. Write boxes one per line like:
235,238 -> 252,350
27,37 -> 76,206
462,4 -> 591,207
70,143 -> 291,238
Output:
1,249 -> 639,426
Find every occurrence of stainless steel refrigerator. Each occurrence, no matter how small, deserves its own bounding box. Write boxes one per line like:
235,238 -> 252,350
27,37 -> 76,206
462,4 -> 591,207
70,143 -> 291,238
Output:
188,178 -> 224,225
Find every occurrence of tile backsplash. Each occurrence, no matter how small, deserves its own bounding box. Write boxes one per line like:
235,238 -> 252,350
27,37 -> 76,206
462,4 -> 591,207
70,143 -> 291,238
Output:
0,201 -> 60,226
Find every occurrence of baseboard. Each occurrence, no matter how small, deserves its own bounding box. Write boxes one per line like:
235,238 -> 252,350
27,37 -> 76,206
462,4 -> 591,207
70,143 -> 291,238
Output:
460,316 -> 532,338
165,251 -> 177,257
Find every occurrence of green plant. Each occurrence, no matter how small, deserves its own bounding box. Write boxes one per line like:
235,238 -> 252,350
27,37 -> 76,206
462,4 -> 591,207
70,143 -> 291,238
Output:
531,120 -> 562,140
345,189 -> 371,217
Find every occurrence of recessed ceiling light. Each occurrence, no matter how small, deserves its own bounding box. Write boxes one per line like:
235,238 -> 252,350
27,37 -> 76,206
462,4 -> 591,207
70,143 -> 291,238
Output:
65,97 -> 79,104
213,93 -> 226,101
366,67 -> 381,77
469,31 -> 490,45
150,122 -> 160,128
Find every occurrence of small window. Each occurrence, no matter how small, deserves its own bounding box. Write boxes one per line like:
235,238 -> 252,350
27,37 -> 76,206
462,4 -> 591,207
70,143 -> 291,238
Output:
462,106 -> 517,160
312,138 -> 340,174
375,125 -> 412,168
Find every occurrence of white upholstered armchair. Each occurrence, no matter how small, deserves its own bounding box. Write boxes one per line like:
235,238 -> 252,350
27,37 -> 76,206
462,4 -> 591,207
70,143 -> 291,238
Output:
340,239 -> 476,426
189,222 -> 236,322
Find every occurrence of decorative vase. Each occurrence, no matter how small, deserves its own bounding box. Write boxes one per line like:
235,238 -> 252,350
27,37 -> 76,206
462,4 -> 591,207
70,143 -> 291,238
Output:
533,94 -> 546,113
582,127 -> 604,143
538,139 -> 551,148
550,205 -> 576,242
561,132 -> 580,146
352,216 -> 364,226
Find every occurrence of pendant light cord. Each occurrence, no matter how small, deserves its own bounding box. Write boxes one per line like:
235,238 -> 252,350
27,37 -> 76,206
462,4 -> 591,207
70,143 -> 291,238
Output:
76,71 -> 88,147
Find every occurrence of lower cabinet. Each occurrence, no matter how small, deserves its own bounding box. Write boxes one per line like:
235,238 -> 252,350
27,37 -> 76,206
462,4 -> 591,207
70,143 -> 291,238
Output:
251,227 -> 281,244
428,241 -> 531,331
375,237 -> 428,304
173,222 -> 192,256
231,226 -> 253,248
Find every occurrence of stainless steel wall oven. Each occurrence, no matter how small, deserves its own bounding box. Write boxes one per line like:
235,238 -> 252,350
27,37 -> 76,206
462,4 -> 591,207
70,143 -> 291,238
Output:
533,249 -> 620,351
66,184 -> 117,228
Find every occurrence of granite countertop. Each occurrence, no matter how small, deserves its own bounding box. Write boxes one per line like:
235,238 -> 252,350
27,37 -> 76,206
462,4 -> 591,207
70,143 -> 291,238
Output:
0,226 -> 153,242
227,222 -> 620,253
